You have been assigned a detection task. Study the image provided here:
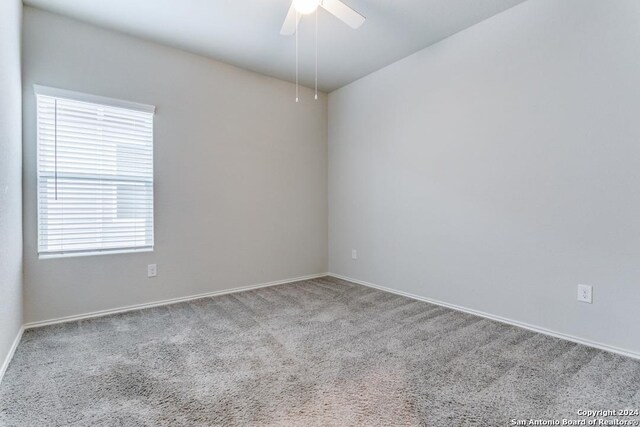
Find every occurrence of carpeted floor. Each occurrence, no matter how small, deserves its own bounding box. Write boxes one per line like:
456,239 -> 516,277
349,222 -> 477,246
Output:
1,276 -> 639,426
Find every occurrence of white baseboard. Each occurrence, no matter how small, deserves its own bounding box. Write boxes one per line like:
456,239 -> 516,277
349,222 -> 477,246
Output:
24,273 -> 329,330
329,273 -> 640,361
0,326 -> 24,385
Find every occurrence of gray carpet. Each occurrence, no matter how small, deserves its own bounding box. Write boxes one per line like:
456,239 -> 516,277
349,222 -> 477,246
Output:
1,277 -> 639,426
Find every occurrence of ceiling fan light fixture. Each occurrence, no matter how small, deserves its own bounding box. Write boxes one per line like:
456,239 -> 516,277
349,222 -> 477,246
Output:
281,0 -> 365,102
293,0 -> 319,15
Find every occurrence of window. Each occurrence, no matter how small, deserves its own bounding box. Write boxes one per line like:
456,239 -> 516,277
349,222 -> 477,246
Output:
35,85 -> 155,258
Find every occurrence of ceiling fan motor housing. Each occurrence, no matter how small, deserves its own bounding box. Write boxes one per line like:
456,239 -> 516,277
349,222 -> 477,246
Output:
294,0 -> 320,15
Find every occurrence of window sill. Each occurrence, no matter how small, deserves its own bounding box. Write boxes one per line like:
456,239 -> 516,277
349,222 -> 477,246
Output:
38,247 -> 153,260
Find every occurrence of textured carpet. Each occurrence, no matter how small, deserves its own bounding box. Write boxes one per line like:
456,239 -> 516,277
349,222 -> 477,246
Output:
1,276 -> 639,426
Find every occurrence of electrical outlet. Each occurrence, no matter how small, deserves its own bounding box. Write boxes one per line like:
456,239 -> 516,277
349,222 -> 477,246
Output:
351,249 -> 357,260
147,264 -> 157,278
577,284 -> 592,304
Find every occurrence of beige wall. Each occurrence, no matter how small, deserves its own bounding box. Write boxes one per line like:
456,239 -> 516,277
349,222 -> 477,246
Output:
0,0 -> 24,371
329,0 -> 640,354
22,8 -> 328,323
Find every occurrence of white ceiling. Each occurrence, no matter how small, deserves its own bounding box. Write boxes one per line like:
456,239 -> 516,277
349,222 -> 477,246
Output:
24,0 -> 527,92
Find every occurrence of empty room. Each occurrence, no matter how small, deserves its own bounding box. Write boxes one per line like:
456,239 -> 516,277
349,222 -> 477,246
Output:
1,0 -> 639,425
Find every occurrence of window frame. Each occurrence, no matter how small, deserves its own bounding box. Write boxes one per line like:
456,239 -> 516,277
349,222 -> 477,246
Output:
34,85 -> 156,259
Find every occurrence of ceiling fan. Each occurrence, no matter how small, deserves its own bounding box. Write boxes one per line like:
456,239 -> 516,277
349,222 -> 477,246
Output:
280,0 -> 366,35
281,0 -> 365,102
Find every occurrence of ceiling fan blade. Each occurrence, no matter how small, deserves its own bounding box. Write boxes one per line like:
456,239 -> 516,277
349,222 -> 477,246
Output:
280,3 -> 302,35
320,0 -> 365,29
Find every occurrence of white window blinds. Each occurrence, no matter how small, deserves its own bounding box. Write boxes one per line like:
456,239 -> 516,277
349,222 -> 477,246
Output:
35,86 -> 155,257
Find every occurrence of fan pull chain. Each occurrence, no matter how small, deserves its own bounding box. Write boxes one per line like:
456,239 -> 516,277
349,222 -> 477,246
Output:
315,8 -> 318,100
295,10 -> 299,103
